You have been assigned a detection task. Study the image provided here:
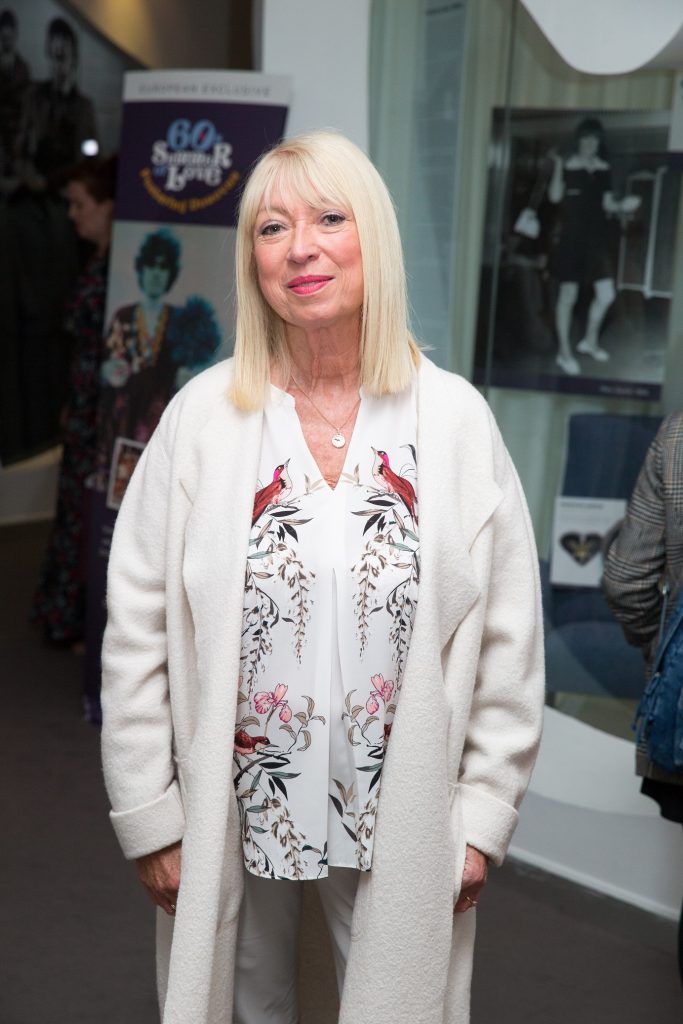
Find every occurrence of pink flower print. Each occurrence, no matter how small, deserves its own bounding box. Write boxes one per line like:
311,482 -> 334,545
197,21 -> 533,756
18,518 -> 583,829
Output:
366,674 -> 394,714
254,691 -> 273,714
374,671 -> 395,704
255,683 -> 289,717
279,704 -> 292,723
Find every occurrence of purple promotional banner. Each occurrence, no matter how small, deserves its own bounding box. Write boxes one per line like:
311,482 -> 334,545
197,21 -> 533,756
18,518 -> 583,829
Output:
83,71 -> 290,722
115,72 -> 289,228
116,98 -> 288,227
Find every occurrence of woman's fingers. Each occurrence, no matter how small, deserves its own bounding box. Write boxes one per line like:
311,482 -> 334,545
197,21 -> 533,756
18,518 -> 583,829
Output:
454,844 -> 488,914
135,841 -> 182,915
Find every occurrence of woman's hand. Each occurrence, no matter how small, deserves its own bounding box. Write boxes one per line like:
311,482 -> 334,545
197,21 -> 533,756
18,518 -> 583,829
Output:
135,840 -> 182,916
454,844 -> 488,913
620,194 -> 641,214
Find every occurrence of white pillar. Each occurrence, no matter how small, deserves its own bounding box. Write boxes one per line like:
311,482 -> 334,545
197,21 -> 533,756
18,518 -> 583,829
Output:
261,0 -> 370,150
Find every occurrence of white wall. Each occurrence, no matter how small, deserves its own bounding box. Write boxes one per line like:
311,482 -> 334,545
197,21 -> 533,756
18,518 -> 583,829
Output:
261,0 -> 370,148
512,709 -> 683,919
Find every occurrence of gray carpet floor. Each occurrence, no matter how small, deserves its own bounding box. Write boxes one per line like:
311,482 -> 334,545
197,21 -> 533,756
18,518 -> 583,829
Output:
1,521 -> 681,1023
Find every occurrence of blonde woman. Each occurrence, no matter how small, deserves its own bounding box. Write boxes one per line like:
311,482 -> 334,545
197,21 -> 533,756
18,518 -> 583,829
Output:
101,131 -> 544,1024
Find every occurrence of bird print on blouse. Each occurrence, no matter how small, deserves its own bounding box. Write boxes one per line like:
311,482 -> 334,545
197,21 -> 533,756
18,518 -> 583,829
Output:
372,446 -> 418,526
252,459 -> 292,526
234,400 -> 419,881
233,730 -> 272,756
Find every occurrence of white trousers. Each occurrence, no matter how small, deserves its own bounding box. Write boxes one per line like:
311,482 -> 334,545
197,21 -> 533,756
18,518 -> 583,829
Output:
233,866 -> 359,1024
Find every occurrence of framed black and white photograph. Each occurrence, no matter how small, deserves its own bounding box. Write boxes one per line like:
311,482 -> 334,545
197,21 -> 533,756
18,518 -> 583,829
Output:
474,108 -> 682,400
0,0 -> 137,466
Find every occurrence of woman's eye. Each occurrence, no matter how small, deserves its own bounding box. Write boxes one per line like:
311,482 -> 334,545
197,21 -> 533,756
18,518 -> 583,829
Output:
321,212 -> 346,227
259,222 -> 283,237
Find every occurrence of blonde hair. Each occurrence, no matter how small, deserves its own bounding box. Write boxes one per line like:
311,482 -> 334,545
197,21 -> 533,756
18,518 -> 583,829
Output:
231,130 -> 420,410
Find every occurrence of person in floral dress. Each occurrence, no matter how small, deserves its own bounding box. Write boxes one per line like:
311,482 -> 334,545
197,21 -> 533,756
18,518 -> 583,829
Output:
32,156 -> 116,644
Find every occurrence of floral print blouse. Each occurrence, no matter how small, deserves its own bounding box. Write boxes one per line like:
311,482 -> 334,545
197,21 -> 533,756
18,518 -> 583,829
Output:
233,381 -> 419,880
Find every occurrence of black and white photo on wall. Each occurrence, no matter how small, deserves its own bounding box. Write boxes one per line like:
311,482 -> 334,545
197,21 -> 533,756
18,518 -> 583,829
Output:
0,0 -> 136,466
475,109 -> 681,400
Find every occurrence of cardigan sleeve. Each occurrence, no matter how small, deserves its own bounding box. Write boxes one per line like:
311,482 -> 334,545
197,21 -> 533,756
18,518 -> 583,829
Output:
100,424 -> 186,860
458,418 -> 545,865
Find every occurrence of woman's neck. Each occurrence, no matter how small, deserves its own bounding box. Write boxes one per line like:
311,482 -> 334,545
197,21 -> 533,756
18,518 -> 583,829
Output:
281,325 -> 361,394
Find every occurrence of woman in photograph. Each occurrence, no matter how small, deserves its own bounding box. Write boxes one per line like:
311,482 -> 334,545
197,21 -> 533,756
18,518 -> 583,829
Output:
96,228 -> 220,483
32,156 -> 116,645
548,117 -> 640,376
100,131 -> 544,1024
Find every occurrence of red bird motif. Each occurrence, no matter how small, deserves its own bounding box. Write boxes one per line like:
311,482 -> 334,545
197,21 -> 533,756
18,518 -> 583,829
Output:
252,459 -> 292,526
372,448 -> 418,525
234,729 -> 272,756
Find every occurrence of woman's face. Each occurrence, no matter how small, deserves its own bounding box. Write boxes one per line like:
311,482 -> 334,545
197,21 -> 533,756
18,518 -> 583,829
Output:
66,180 -> 113,251
140,259 -> 171,300
252,185 -> 364,336
578,133 -> 600,159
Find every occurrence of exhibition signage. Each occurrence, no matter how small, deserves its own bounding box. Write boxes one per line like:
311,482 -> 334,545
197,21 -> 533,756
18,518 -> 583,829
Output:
550,496 -> 626,588
116,71 -> 290,225
475,107 -> 680,401
83,70 -> 290,722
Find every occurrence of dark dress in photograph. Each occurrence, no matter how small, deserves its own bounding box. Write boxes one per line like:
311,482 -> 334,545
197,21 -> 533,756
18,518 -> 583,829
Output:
550,167 -> 614,285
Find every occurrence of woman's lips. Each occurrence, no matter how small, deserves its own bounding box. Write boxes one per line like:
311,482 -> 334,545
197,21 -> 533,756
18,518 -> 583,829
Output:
286,275 -> 333,295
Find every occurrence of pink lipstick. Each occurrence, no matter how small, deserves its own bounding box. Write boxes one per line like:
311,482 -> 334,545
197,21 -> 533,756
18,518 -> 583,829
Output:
287,275 -> 333,295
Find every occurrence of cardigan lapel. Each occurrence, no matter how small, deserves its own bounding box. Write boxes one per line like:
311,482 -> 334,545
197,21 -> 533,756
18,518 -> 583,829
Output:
416,358 -> 499,647
340,362 -> 506,1023
165,392 -> 264,1020
181,394 -> 263,747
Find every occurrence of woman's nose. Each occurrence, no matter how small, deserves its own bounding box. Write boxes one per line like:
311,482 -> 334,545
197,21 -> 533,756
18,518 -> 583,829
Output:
287,222 -> 318,263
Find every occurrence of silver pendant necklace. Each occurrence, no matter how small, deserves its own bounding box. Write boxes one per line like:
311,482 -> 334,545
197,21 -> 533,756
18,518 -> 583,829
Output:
290,374 -> 360,448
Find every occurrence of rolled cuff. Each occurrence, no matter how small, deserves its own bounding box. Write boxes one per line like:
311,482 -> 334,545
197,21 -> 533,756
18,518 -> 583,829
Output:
110,780 -> 186,861
459,782 -> 519,866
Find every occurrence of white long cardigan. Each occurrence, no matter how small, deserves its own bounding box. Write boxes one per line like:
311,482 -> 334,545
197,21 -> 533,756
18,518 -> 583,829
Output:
101,355 -> 544,1024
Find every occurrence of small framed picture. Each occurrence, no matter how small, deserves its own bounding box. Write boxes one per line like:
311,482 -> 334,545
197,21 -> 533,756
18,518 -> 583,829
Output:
550,496 -> 626,588
106,437 -> 145,511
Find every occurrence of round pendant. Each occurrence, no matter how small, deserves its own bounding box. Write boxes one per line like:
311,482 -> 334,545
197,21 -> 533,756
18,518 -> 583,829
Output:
331,432 -> 346,448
